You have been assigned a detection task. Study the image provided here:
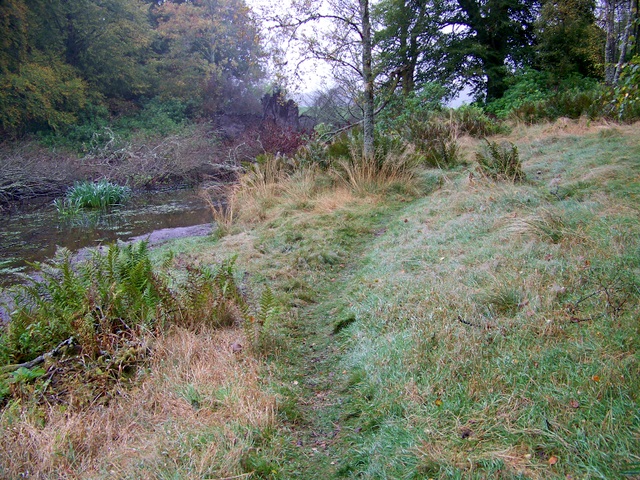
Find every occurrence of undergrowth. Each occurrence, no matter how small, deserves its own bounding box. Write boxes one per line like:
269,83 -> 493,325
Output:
2,120 -> 639,479
0,243 -> 273,409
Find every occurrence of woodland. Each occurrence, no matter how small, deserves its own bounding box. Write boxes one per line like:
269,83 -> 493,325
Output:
1,0 -> 638,146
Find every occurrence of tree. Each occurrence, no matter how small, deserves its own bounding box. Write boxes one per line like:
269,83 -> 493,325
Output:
536,0 -> 604,80
28,0 -> 153,99
276,0 -> 377,160
375,0 -> 448,96
602,0 -> 638,84
153,0 -> 264,113
445,0 -> 539,101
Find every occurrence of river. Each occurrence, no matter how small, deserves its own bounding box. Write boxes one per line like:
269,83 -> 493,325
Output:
0,189 -> 213,286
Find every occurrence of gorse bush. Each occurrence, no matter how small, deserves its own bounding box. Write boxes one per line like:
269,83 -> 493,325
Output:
476,139 -> 524,181
55,180 -> 131,213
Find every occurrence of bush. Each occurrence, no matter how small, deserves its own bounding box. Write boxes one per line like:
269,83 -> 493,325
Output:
0,244 -> 266,404
476,140 -> 524,182
450,105 -> 504,137
612,56 -> 640,121
0,243 -> 160,364
486,69 -> 607,122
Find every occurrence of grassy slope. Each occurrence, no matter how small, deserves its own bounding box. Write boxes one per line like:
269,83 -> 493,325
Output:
167,121 -> 638,479
1,121 -> 638,478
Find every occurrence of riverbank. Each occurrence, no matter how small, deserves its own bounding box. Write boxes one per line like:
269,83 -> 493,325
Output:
0,123 -> 235,210
1,120 -> 639,478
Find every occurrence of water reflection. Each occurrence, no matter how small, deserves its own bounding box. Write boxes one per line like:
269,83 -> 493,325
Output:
0,189 -> 212,285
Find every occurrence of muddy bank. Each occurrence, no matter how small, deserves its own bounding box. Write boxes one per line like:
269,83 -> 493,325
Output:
0,124 -> 238,210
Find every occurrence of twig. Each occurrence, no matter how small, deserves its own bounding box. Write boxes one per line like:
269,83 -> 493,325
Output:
208,473 -> 253,480
457,315 -> 483,328
0,337 -> 75,374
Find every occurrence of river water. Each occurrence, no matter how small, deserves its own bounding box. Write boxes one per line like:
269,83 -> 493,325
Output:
0,189 -> 213,286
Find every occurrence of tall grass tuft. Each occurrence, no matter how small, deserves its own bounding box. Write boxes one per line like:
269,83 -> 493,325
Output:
333,142 -> 420,194
55,179 -> 131,213
199,184 -> 238,237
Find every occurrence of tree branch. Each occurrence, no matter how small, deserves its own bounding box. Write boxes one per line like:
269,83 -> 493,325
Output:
1,337 -> 76,374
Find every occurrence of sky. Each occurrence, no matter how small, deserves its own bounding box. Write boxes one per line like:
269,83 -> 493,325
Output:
245,0 -> 335,102
245,0 -> 473,107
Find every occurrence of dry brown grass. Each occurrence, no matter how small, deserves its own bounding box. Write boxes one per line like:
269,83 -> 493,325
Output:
332,143 -> 420,195
312,187 -> 360,214
0,328 -> 275,479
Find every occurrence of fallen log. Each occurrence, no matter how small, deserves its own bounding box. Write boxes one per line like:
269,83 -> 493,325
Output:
0,337 -> 75,374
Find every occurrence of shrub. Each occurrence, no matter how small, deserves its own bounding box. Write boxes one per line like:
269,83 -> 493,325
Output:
332,140 -> 420,194
476,140 -> 524,182
0,243 -> 160,364
449,105 -> 503,137
486,69 -> 607,122
0,244 -> 267,405
612,56 -> 640,121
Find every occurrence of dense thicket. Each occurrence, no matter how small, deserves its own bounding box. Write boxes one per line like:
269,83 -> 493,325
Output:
2,0 -> 639,139
0,0 -> 263,138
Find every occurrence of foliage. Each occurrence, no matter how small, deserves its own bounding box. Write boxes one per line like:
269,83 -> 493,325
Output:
244,285 -> 281,354
374,0 -> 447,96
444,0 -> 539,101
0,243 -> 160,364
153,0 -> 264,114
612,56 -> 640,121
332,137 -> 421,194
376,85 -> 448,133
0,59 -> 89,137
535,0 -> 604,79
55,180 -> 131,212
476,139 -> 524,181
256,122 -> 309,157
486,69 -> 607,121
169,258 -> 250,331
0,242 -> 266,407
0,0 -> 263,137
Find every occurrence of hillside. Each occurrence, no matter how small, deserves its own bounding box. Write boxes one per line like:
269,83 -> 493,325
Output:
1,120 -> 639,479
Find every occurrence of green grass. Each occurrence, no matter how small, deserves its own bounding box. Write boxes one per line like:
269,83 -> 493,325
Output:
54,179 -> 131,213
193,123 -> 638,479
2,122 -> 639,478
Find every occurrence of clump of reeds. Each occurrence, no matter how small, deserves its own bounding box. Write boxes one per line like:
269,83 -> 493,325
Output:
54,179 -> 131,214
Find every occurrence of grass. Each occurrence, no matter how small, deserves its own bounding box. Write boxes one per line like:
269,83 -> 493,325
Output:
1,119 -> 638,478
54,179 -> 131,213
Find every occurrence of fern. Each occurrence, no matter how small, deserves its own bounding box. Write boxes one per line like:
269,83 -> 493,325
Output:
243,285 -> 280,354
476,140 -> 525,182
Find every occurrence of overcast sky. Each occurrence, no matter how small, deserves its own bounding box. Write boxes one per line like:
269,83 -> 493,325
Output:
245,0 -> 334,102
245,0 -> 473,107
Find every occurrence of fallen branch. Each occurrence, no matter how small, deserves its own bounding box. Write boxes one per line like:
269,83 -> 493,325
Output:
0,337 -> 75,374
457,315 -> 483,328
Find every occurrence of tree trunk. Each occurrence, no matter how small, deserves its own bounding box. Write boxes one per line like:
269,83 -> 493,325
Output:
360,0 -> 375,162
614,0 -> 635,84
605,0 -> 618,84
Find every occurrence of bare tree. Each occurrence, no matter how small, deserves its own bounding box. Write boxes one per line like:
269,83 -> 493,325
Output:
274,0 -> 376,160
